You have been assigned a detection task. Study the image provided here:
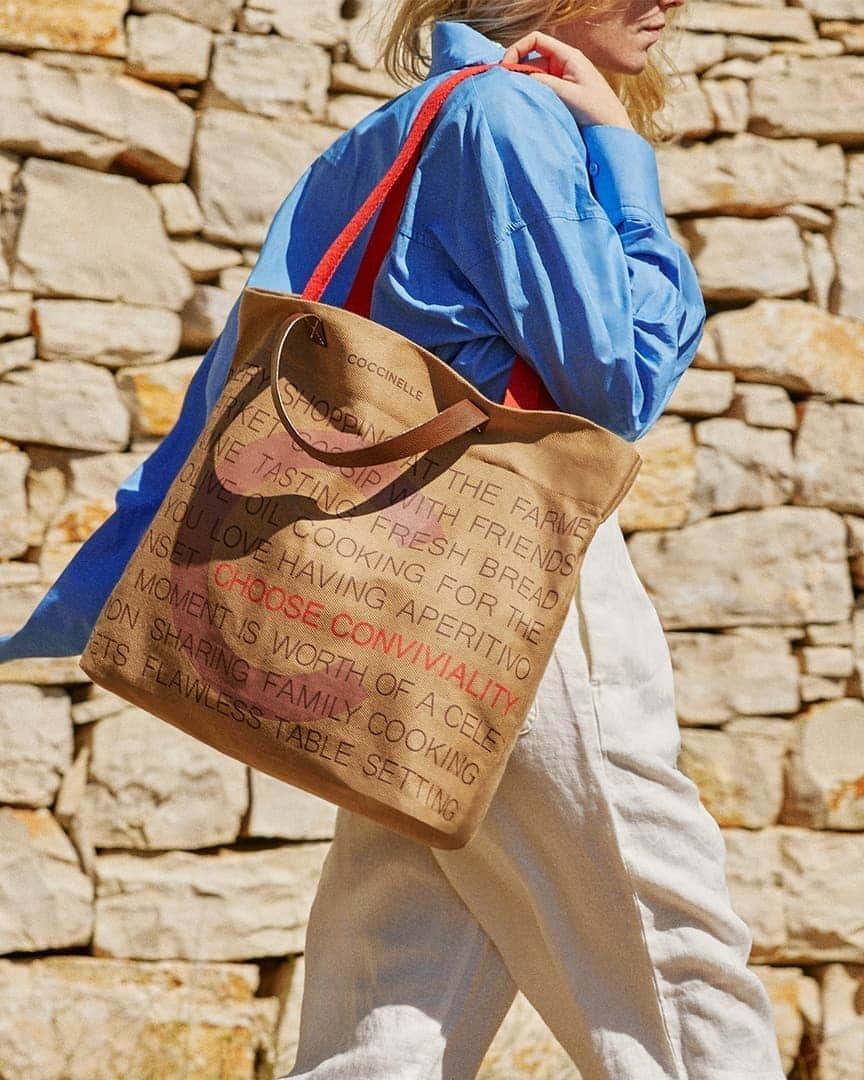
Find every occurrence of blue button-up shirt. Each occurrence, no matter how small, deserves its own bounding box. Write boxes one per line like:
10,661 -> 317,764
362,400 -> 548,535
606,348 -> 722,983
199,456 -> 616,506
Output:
0,20 -> 705,662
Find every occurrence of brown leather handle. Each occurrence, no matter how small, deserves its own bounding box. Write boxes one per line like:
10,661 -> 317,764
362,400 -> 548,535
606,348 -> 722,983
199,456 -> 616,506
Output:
270,313 -> 490,467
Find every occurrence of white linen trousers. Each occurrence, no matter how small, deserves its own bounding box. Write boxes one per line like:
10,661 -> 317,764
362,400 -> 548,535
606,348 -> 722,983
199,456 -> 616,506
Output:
284,509 -> 787,1080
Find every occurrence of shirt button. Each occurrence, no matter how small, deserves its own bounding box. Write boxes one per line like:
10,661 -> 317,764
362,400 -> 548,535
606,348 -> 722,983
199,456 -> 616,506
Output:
588,161 -> 599,177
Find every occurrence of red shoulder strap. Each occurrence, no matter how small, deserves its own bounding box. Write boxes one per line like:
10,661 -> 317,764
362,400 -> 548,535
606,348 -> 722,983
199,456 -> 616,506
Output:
301,62 -> 559,413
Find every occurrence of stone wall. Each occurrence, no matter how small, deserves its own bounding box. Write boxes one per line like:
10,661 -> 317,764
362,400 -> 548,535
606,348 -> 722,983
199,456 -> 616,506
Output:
0,0 -> 862,1076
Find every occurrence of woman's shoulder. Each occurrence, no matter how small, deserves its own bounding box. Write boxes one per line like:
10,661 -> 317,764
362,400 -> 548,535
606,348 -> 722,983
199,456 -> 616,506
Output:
423,66 -> 594,225
432,65 -> 584,157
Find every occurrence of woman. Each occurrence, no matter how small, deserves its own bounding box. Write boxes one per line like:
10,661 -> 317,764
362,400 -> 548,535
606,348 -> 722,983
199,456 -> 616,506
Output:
0,3 -> 785,1079
280,8 -> 786,1080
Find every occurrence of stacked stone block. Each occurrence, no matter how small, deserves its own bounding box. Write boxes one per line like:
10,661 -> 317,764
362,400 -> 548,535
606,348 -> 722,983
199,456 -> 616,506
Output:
0,0 -> 863,1075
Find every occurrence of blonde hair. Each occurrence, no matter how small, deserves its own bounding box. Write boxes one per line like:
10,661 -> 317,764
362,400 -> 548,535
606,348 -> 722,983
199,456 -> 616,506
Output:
381,0 -> 683,144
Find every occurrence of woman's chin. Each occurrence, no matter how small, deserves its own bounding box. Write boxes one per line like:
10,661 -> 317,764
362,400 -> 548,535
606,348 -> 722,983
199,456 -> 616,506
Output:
607,51 -> 651,76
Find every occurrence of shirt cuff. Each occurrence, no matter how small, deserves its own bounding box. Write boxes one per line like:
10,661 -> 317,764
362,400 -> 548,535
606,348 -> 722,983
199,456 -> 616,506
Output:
580,124 -> 669,233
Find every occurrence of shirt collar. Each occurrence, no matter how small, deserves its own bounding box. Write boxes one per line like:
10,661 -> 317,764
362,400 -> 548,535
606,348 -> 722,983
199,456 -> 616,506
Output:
428,21 -> 505,77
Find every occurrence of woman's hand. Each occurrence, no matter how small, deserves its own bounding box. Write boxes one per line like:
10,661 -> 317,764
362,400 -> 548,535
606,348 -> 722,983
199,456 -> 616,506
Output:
501,31 -> 634,130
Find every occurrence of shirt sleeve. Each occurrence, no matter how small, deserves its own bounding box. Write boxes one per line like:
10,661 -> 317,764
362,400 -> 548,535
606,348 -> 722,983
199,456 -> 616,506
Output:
430,74 -> 706,442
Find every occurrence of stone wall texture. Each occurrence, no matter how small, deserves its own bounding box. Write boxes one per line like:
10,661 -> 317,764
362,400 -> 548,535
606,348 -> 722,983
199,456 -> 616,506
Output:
0,0 -> 862,1076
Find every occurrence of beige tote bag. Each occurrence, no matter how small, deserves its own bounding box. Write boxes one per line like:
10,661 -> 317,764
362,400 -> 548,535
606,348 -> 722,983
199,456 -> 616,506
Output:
80,63 -> 642,848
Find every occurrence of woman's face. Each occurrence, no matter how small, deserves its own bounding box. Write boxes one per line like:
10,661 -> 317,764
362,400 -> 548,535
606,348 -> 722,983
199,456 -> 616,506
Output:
547,0 -> 684,74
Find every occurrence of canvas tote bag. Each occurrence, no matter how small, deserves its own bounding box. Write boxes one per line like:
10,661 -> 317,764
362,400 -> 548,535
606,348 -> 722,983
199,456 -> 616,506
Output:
79,63 -> 642,849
